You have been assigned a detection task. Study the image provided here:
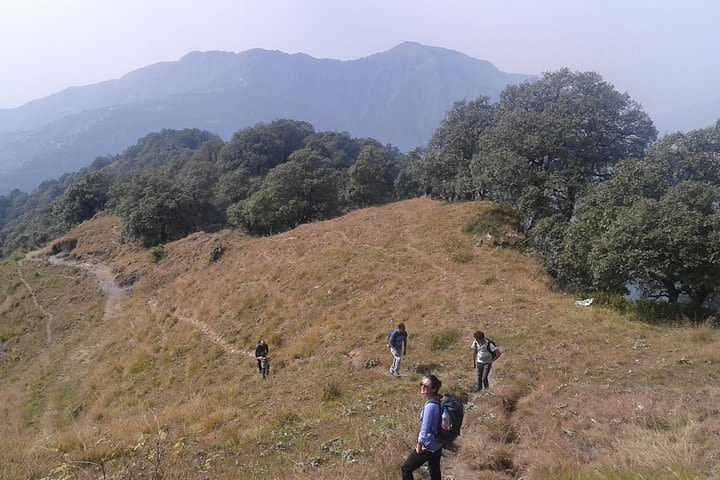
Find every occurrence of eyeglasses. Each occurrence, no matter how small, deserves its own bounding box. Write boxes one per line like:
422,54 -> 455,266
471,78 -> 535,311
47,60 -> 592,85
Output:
420,383 -> 432,389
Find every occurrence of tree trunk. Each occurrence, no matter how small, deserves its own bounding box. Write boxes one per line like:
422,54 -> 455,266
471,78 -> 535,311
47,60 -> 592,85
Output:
664,280 -> 679,303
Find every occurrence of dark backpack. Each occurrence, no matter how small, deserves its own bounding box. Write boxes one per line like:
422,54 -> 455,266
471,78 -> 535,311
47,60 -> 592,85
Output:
430,394 -> 464,445
487,339 -> 498,360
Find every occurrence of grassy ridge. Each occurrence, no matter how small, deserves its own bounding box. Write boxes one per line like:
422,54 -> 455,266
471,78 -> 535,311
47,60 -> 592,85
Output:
1,198 -> 718,479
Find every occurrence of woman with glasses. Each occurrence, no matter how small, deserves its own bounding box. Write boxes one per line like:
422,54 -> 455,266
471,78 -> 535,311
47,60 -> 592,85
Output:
401,374 -> 443,480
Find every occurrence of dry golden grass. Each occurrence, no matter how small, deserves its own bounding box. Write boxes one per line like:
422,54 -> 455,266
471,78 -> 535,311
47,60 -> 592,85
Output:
1,198 -> 719,479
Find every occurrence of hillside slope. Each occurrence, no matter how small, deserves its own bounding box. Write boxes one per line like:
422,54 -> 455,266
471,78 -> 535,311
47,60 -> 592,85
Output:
1,198 -> 718,479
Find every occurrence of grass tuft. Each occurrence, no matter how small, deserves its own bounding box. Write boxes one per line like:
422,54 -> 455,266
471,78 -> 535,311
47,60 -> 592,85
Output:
322,381 -> 342,401
425,327 -> 460,351
445,237 -> 474,263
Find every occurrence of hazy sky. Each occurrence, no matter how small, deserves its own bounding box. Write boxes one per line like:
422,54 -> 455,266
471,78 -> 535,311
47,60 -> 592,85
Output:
1,0 -> 719,128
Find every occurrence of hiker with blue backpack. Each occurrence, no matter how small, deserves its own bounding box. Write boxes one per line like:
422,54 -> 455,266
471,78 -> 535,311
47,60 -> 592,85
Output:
401,374 -> 443,480
471,330 -> 502,392
387,323 -> 408,377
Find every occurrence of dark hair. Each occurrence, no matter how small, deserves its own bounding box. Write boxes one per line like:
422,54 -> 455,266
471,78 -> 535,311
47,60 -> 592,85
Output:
474,330 -> 485,341
398,323 -> 405,330
424,374 -> 441,393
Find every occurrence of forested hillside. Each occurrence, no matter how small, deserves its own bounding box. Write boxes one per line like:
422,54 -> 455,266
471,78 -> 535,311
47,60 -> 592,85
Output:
0,121 -> 410,257
0,42 -> 531,193
2,68 -> 720,310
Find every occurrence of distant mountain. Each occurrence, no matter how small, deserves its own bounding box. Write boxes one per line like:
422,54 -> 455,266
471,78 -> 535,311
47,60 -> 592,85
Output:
0,42 -> 531,194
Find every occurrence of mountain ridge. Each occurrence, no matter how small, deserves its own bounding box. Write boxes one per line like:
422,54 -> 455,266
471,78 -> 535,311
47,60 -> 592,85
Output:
0,42 -> 531,193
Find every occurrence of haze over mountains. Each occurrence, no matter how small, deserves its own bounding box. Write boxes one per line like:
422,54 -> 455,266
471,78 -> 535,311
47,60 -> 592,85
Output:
0,42 -> 531,194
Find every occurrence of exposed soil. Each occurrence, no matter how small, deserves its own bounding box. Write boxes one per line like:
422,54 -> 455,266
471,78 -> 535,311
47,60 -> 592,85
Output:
46,253 -> 130,298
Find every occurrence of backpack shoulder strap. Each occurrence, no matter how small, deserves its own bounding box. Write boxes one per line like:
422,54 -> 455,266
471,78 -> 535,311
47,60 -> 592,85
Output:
427,398 -> 441,406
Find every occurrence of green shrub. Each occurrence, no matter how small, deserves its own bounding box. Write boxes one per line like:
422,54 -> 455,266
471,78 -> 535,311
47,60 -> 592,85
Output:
592,293 -> 628,313
7,347 -> 19,363
8,250 -> 25,262
631,300 -> 711,324
464,204 -> 520,237
592,293 -> 713,324
148,245 -> 167,263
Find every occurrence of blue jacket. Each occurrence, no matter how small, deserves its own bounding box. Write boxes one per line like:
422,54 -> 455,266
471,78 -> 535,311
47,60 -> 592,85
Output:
418,399 -> 442,452
388,330 -> 407,352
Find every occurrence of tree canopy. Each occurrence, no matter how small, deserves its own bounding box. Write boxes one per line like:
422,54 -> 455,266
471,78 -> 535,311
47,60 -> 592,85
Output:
552,121 -> 720,304
413,98 -> 495,200
345,146 -> 398,207
54,172 -> 109,226
588,183 -> 720,303
111,172 -> 195,247
230,150 -> 340,234
473,68 -> 657,226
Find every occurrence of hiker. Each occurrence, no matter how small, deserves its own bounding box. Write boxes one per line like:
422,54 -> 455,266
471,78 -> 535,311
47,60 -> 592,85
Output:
255,339 -> 269,374
401,374 -> 443,480
387,323 -> 407,377
471,330 -> 502,392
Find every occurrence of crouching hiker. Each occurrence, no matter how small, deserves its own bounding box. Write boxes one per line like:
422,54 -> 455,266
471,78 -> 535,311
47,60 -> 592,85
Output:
401,374 -> 443,480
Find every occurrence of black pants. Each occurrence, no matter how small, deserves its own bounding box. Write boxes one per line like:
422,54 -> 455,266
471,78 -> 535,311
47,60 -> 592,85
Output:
401,448 -> 441,480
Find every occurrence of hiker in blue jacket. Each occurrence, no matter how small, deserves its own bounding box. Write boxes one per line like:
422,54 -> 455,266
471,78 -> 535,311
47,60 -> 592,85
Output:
401,374 -> 443,480
387,323 -> 408,377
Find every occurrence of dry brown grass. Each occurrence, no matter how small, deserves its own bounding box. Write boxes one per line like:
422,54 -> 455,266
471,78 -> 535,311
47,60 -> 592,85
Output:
1,198 -> 719,479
